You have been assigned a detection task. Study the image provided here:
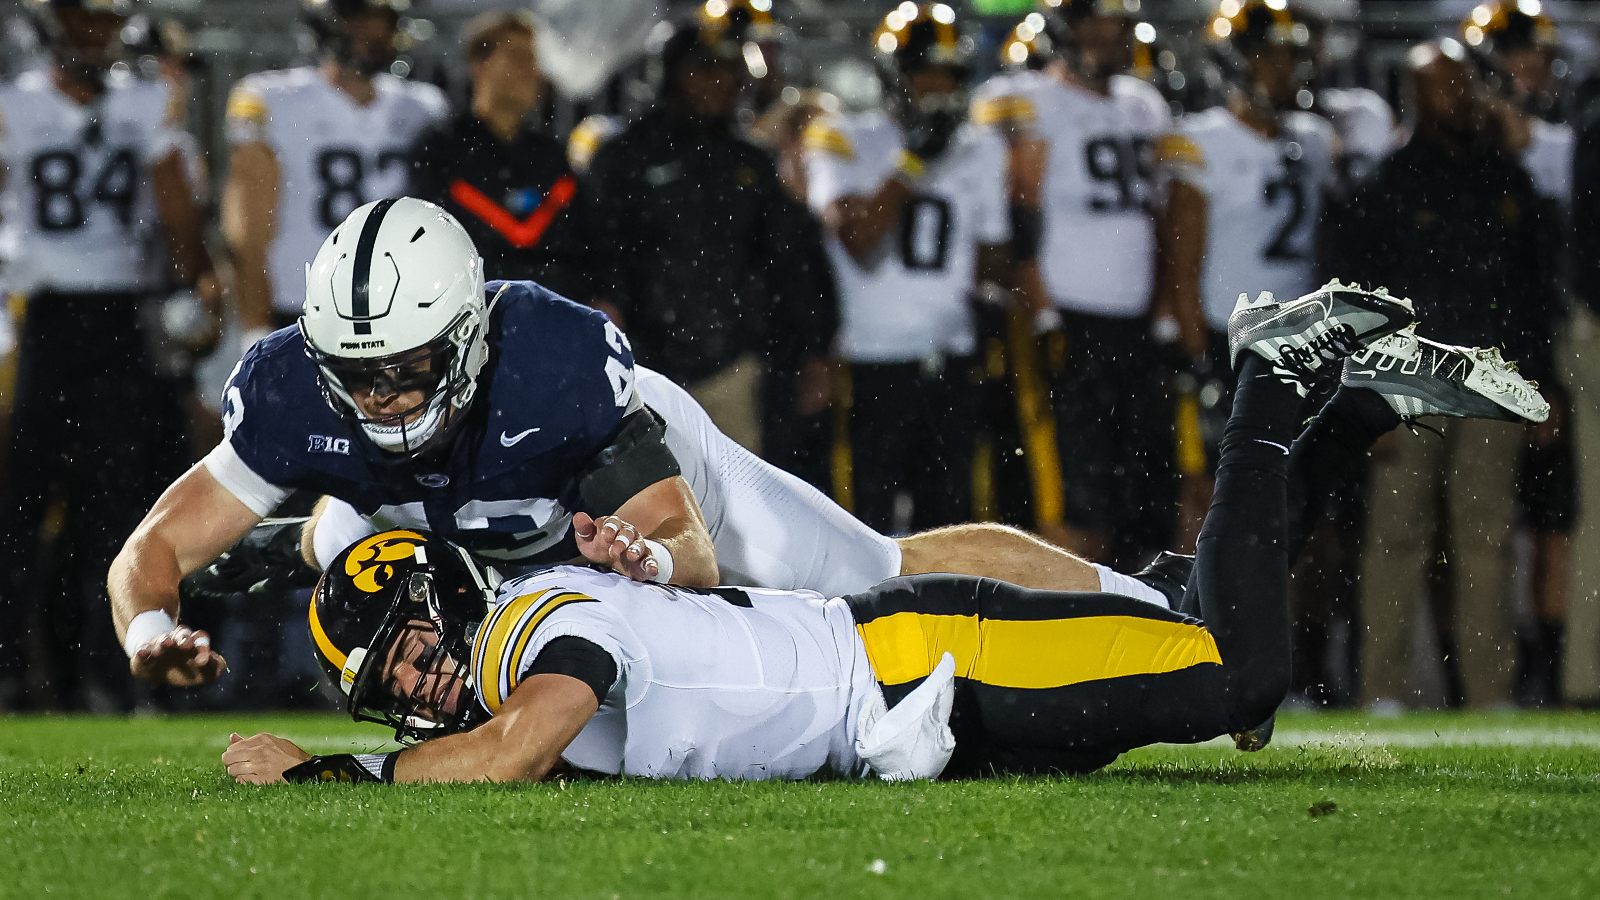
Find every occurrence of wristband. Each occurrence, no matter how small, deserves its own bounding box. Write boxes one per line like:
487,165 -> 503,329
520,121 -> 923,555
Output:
283,752 -> 397,784
123,609 -> 177,658
641,538 -> 674,584
896,149 -> 927,182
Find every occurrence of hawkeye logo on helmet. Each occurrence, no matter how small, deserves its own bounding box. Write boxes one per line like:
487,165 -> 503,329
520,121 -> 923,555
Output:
344,530 -> 426,594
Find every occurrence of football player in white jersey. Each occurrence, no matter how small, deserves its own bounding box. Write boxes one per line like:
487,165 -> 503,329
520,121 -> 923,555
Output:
221,295 -> 1551,783
221,0 -> 447,347
804,3 -> 1007,534
1156,1 -> 1337,537
1160,3 -> 1337,345
970,0 -> 1175,567
0,0 -> 215,707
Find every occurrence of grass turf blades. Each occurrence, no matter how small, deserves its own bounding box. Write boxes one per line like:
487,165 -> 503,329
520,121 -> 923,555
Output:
1,712 -> 1596,899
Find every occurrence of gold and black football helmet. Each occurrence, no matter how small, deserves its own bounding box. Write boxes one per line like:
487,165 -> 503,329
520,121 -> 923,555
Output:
1209,0 -> 1317,110
1462,1 -> 1557,57
308,529 -> 498,743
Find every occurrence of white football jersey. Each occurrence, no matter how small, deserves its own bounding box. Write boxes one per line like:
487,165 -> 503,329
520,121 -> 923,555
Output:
1317,87 -> 1397,187
1522,118 -> 1574,206
474,565 -> 877,781
0,69 -> 179,294
225,68 -> 447,314
1164,108 -> 1337,330
804,110 -> 1008,362
971,71 -> 1170,317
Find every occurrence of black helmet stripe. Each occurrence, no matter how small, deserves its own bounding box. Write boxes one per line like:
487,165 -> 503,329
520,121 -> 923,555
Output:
351,198 -> 398,336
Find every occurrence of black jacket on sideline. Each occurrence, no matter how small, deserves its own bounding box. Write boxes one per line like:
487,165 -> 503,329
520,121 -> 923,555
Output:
1330,137 -> 1558,379
410,111 -> 593,301
579,108 -> 833,385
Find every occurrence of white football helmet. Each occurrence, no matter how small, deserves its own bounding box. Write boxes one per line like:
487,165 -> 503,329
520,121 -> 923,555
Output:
300,198 -> 489,458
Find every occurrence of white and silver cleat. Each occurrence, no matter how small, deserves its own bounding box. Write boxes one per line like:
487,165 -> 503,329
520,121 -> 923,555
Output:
1228,280 -> 1419,380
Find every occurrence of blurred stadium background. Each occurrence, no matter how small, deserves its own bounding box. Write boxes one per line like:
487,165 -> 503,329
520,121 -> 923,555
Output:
3,0 -> 1600,720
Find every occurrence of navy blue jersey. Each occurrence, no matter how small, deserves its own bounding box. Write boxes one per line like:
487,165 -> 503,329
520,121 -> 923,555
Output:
221,280 -> 639,562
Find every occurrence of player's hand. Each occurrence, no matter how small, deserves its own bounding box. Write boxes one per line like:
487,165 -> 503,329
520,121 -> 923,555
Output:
128,626 -> 227,687
223,732 -> 311,785
573,512 -> 662,582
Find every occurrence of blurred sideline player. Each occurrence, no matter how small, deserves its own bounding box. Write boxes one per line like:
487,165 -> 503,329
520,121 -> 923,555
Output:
222,0 -> 446,347
805,3 -> 1006,534
408,11 -> 592,302
111,199 -> 1145,690
0,0 -> 215,707
971,0 -> 1175,567
221,288 -> 1550,785
1466,2 -> 1576,705
1302,12 -> 1398,191
1156,0 -> 1336,541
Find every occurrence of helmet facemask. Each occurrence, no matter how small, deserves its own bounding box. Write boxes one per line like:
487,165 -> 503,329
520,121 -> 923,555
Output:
302,307 -> 485,460
347,570 -> 481,744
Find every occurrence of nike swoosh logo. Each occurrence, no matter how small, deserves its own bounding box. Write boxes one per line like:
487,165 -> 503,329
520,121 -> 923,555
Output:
1349,369 -> 1378,379
500,428 -> 540,447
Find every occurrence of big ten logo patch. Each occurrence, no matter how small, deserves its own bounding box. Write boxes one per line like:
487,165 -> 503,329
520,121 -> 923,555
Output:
308,435 -> 352,454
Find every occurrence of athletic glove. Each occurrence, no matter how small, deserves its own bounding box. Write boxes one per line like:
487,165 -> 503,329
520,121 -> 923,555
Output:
180,516 -> 320,602
283,753 -> 396,784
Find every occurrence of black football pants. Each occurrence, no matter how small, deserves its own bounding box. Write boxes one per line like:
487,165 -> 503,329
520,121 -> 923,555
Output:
0,293 -> 188,687
847,355 -> 1401,776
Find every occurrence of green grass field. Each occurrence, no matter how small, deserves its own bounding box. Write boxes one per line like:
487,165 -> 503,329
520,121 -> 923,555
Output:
2,712 -> 1597,899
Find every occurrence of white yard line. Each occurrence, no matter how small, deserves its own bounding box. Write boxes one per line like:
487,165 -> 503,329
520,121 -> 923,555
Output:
1271,727 -> 1600,748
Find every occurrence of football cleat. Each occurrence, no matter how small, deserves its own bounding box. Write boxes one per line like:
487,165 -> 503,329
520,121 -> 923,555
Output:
1228,280 -> 1418,379
1343,335 -> 1551,424
1232,713 -> 1276,752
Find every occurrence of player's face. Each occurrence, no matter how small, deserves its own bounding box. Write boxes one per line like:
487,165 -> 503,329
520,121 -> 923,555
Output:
905,65 -> 961,102
382,622 -> 468,724
1500,46 -> 1556,101
1247,45 -> 1305,109
341,350 -> 444,424
1413,54 -> 1477,139
675,57 -> 744,120
54,8 -> 124,74
341,9 -> 399,76
1075,16 -> 1134,80
474,29 -> 539,112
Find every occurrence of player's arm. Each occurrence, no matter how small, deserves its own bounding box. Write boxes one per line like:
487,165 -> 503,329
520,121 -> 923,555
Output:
108,463 -> 264,686
575,475 -> 717,587
150,148 -> 222,345
1156,179 -> 1208,360
823,173 -> 915,264
1006,137 -> 1051,316
221,140 -> 279,337
224,674 -> 600,785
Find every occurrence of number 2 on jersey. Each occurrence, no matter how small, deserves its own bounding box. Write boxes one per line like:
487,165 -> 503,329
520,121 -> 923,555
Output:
31,148 -> 138,232
1262,155 -> 1308,261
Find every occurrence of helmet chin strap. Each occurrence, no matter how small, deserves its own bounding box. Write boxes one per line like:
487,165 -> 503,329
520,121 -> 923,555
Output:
361,395 -> 448,453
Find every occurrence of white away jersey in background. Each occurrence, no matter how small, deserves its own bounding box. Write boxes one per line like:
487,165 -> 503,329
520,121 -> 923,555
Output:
1317,87 -> 1397,187
972,70 -> 1170,317
226,68 -> 447,314
804,110 -> 1008,363
0,69 -> 179,294
1522,118 -> 1574,205
472,565 -> 877,781
1163,108 -> 1336,331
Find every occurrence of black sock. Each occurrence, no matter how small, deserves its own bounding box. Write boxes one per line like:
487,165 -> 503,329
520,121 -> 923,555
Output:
1219,355 -> 1303,470
1285,386 -> 1401,559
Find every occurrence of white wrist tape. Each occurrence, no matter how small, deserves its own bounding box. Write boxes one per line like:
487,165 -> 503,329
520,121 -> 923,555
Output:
1093,563 -> 1171,610
124,609 -> 177,658
641,539 -> 674,584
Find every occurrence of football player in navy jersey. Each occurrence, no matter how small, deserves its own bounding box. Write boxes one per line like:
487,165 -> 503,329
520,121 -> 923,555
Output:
111,198 -> 1151,688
